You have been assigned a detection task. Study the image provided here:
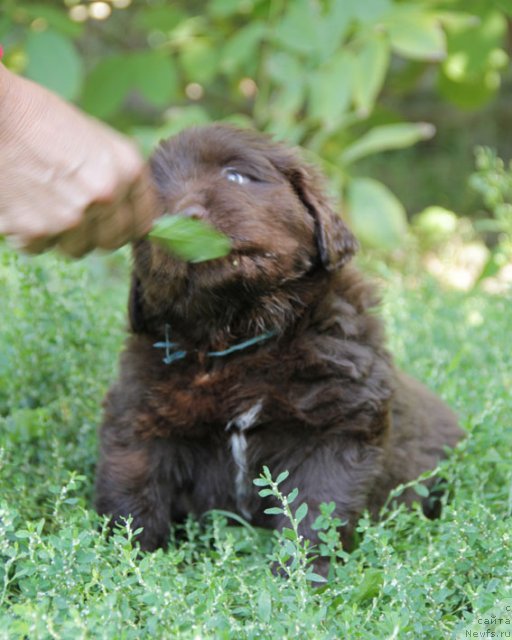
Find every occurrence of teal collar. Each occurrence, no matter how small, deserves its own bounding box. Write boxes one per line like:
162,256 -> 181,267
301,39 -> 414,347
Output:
154,324 -> 277,365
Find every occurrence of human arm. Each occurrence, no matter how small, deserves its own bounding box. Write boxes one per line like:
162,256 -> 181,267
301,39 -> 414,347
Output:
0,63 -> 156,257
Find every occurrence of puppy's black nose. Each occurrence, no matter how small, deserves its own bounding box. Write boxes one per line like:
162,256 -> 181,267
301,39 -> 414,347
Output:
179,204 -> 208,220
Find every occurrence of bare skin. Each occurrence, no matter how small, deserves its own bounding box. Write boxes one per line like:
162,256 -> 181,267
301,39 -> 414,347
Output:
0,64 -> 156,257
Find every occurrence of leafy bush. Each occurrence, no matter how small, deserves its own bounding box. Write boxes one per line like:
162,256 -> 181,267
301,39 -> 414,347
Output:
1,0 -> 510,250
0,245 -> 510,637
469,147 -> 512,281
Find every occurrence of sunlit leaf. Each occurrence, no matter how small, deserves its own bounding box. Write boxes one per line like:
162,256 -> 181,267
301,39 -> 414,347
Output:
438,9 -> 507,108
347,0 -> 392,23
386,15 -> 446,61
148,215 -> 231,263
413,206 -> 458,248
353,36 -> 390,117
25,30 -> 83,101
438,69 -> 499,109
443,10 -> 507,79
181,38 -> 219,84
308,51 -> 354,126
341,122 -> 435,165
275,0 -> 323,55
221,21 -> 266,74
346,178 -> 408,250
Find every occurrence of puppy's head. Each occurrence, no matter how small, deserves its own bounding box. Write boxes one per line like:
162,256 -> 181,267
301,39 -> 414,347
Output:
131,125 -> 357,335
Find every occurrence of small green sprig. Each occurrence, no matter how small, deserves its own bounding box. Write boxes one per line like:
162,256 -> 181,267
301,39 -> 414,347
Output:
253,466 -> 326,583
148,214 -> 231,263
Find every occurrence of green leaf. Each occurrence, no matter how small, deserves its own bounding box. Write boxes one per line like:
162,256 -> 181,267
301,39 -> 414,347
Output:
413,206 -> 458,248
275,470 -> 290,485
130,51 -> 178,107
25,30 -> 83,101
282,528 -> 297,541
438,69 -> 499,109
281,539 -> 297,557
257,590 -> 272,622
347,0 -> 392,24
353,568 -> 384,603
353,35 -> 390,117
81,55 -> 131,119
346,178 -> 408,250
287,488 -> 299,504
264,507 -> 284,516
306,571 -> 328,583
386,14 -> 446,61
341,122 -> 435,165
318,2 -> 353,60
443,10 -> 507,81
258,488 -> 274,498
148,215 -> 231,263
253,478 -> 269,487
295,502 -> 308,525
82,52 -> 177,118
476,249 -> 506,284
275,0 -> 323,55
221,21 -> 266,74
414,483 -> 430,498
308,51 -> 354,126
181,38 -> 219,84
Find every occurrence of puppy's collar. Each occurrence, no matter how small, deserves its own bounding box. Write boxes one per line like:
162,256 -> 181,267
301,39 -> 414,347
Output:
154,324 -> 277,365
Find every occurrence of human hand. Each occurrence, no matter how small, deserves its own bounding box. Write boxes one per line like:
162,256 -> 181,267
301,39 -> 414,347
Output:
0,65 -> 157,257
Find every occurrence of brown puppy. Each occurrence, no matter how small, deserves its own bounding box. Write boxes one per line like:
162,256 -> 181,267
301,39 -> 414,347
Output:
95,125 -> 464,569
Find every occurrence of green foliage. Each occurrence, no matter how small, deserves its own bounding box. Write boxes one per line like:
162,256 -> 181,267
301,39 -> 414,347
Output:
253,466 -> 326,584
24,29 -> 83,100
148,215 -> 232,263
438,3 -> 509,109
1,0 -> 509,251
469,147 -> 512,281
347,177 -> 408,250
0,244 -> 510,637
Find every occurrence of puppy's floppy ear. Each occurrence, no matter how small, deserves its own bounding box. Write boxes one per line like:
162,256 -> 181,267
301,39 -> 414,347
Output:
290,166 -> 358,271
128,275 -> 147,333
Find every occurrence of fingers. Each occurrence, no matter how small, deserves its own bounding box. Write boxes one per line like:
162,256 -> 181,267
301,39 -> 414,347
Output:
51,169 -> 158,257
127,166 -> 159,238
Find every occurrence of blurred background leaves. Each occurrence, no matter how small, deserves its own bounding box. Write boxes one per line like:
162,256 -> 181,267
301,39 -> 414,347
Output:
1,0 -> 511,284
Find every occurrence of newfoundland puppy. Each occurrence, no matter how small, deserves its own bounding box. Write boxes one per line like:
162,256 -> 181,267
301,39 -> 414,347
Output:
95,125 -> 464,570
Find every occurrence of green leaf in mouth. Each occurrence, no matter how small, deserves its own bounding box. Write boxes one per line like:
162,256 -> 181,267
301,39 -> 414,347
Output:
148,214 -> 231,263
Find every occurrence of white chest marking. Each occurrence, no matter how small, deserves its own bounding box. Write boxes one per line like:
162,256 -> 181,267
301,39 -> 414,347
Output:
226,401 -> 262,519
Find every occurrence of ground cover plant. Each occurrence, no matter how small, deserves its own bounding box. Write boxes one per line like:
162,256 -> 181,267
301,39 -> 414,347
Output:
0,244 -> 510,639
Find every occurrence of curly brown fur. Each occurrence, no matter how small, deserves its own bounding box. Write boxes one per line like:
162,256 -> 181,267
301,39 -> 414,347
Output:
95,125 -> 464,572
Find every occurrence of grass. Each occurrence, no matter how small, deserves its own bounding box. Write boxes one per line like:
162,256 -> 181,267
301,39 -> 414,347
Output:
0,245 -> 510,639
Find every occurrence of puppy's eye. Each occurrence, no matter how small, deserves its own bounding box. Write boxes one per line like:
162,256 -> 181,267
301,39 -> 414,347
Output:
222,168 -> 250,185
